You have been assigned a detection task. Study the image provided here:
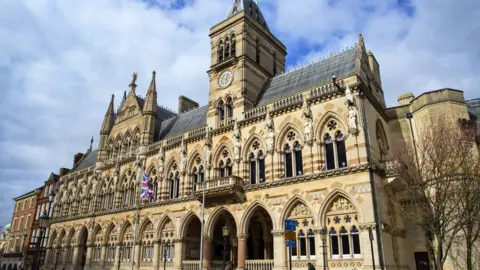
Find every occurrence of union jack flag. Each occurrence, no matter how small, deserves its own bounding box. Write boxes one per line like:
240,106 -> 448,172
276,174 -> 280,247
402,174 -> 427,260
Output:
140,173 -> 153,200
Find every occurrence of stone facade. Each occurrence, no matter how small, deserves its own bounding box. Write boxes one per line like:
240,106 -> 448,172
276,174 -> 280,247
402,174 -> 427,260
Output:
43,1 -> 476,270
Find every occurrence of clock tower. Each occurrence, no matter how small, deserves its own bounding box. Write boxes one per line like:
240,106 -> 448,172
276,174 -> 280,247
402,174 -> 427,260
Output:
206,0 -> 287,128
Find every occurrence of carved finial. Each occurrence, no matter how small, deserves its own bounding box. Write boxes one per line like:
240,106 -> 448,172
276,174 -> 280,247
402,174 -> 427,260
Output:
123,90 -> 127,101
152,70 -> 156,78
111,94 -> 115,101
129,72 -> 138,93
89,136 -> 94,152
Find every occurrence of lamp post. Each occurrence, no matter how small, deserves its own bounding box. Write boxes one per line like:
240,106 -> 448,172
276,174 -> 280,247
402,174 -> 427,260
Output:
319,229 -> 327,270
222,223 -> 230,270
117,245 -> 123,270
162,240 -> 167,270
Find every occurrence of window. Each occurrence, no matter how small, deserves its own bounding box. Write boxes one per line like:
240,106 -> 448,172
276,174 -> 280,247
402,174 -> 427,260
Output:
248,140 -> 266,184
218,41 -> 224,63
226,97 -> 233,119
340,227 -> 350,256
231,35 -> 236,57
323,120 -> 348,170
308,229 -> 316,257
107,246 -> 115,262
258,151 -> 265,183
299,230 -> 307,258
287,202 -> 315,260
18,217 -> 23,230
330,228 -> 339,258
25,215 -> 31,229
283,132 -> 303,177
93,245 -> 101,261
249,153 -> 257,184
218,150 -> 233,178
351,226 -> 361,258
218,100 -> 225,121
36,205 -> 41,220
225,37 -> 230,59
169,171 -> 180,199
153,182 -> 159,201
142,243 -> 154,261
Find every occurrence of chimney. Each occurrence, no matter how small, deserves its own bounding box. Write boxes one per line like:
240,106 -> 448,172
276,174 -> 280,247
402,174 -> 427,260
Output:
73,152 -> 85,167
178,96 -> 199,114
398,93 -> 414,106
59,168 -> 70,176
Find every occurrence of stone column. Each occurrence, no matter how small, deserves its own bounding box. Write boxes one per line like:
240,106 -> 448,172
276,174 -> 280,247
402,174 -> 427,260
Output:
100,244 -> 107,266
114,246 -> 121,268
134,244 -> 141,269
71,246 -> 79,270
173,238 -> 183,270
236,234 -> 247,270
203,237 -> 212,270
272,230 -> 286,270
85,246 -> 93,267
153,241 -> 160,270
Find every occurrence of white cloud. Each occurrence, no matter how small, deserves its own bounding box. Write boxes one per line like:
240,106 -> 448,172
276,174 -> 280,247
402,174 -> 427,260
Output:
0,0 -> 478,226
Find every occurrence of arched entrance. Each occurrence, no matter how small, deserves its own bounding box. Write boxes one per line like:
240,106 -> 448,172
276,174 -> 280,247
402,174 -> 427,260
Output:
78,228 -> 88,270
244,205 -> 274,270
182,215 -> 201,260
209,210 -> 237,270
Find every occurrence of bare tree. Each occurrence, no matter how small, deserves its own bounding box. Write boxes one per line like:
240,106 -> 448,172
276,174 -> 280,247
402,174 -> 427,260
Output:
391,117 -> 480,270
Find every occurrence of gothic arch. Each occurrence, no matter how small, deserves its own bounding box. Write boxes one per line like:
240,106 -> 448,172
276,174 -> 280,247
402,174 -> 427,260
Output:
76,226 -> 88,246
205,206 -> 239,237
213,141 -> 233,164
179,211 -> 202,238
156,214 -> 176,239
66,228 -> 75,244
276,123 -> 303,152
146,163 -> 157,176
187,150 -> 203,171
239,201 -> 276,234
114,134 -> 124,146
138,218 -> 153,238
48,229 -> 57,247
318,189 -> 365,225
165,156 -> 179,174
57,229 -> 66,248
314,111 -> 348,140
243,133 -> 265,160
119,221 -> 133,241
279,195 -> 317,229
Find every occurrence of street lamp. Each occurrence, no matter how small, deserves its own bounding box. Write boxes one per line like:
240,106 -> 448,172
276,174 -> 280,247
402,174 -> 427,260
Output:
162,240 -> 167,270
222,223 -> 230,270
320,228 -> 327,270
231,237 -> 238,269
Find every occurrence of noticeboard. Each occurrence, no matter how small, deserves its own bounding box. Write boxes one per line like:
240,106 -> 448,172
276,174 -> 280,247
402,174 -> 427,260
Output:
286,240 -> 296,247
284,219 -> 296,231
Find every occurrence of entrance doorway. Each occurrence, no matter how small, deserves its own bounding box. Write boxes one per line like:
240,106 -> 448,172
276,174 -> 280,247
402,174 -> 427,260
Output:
414,252 -> 430,270
78,228 -> 88,270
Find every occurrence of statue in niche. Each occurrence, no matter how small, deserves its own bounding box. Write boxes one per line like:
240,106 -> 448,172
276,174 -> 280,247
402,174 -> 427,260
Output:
232,119 -> 241,161
302,95 -> 313,143
179,138 -> 187,173
265,111 -> 275,152
348,106 -> 358,131
205,127 -> 212,168
345,85 -> 355,106
158,145 -> 165,175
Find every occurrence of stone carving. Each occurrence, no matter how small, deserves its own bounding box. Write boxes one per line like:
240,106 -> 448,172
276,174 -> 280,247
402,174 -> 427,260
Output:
289,202 -> 312,217
345,85 -> 355,106
180,138 -> 187,174
329,197 -> 355,212
265,111 -> 275,152
348,106 -> 358,132
301,95 -> 313,143
204,128 -> 212,169
158,145 -> 165,175
232,119 -> 241,161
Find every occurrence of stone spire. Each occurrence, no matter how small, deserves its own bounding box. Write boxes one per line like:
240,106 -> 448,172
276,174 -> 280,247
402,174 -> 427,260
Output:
228,0 -> 269,31
100,94 -> 115,134
143,71 -> 158,116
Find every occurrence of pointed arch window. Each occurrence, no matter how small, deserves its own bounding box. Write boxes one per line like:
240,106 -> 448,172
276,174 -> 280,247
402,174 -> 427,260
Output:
340,226 -> 350,256
225,37 -> 231,59
169,172 -> 180,199
226,97 -> 233,119
298,230 -> 307,258
249,153 -> 257,184
294,142 -> 303,175
323,120 -> 348,170
284,144 -> 293,178
218,41 -> 224,63
231,34 -> 236,57
153,182 -> 158,201
218,100 -> 225,121
218,150 -> 233,178
308,229 -> 316,257
258,151 -> 265,183
283,132 -> 303,177
351,226 -> 361,257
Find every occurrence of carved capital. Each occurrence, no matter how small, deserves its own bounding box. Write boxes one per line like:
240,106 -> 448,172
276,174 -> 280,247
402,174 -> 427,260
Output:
271,230 -> 284,236
236,233 -> 248,240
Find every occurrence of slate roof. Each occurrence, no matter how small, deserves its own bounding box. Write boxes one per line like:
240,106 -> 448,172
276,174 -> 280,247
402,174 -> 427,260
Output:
156,105 -> 208,140
228,0 -> 269,31
72,150 -> 98,172
257,47 -> 357,106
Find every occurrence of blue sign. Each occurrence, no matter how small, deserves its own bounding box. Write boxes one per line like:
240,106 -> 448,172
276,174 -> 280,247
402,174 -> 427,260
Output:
286,240 -> 296,247
284,219 -> 296,231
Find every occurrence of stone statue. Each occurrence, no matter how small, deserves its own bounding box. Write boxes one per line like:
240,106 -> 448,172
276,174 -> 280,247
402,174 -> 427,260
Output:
345,85 -> 355,106
179,138 -> 187,173
204,128 -> 212,168
232,119 -> 241,161
158,145 -> 165,174
302,95 -> 313,142
348,106 -> 358,131
265,111 -> 275,152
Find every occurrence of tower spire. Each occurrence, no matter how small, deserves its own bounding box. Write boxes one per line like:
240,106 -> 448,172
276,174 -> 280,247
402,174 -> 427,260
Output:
143,70 -> 158,115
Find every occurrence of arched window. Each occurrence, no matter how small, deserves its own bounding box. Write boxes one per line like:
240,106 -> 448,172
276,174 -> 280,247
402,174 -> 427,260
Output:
141,222 -> 154,262
191,157 -> 205,192
307,229 -> 316,257
323,120 -> 348,170
287,202 -> 315,260
351,226 -> 361,258
129,184 -> 135,206
248,140 -> 265,184
218,100 -> 225,121
169,172 -> 180,199
225,37 -> 230,59
218,41 -> 224,63
298,230 -> 307,258
340,226 -> 350,256
249,153 -> 256,184
226,97 -> 233,119
153,182 -> 158,201
218,149 -> 233,178
231,34 -> 236,57
283,131 -> 303,177
258,151 -> 265,183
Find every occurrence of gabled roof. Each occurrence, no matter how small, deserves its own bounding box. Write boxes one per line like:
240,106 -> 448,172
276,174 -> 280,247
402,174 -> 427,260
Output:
257,46 -> 357,106
71,150 -> 98,172
228,0 -> 269,31
156,105 -> 208,140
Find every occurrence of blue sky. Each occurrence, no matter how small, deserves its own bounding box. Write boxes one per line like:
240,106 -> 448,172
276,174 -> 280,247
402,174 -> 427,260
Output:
0,0 -> 479,226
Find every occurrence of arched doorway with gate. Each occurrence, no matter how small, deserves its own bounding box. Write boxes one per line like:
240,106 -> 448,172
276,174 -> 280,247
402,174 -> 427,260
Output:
208,208 -> 238,270
243,204 -> 274,270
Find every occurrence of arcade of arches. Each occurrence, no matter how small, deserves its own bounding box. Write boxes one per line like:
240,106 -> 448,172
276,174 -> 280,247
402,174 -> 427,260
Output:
45,194 -> 371,270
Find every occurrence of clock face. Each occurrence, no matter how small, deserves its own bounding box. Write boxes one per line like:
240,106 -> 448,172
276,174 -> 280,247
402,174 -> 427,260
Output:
218,70 -> 234,88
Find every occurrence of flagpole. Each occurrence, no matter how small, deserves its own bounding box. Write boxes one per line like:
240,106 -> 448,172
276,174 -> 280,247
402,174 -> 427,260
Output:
132,148 -> 143,270
199,162 -> 206,270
